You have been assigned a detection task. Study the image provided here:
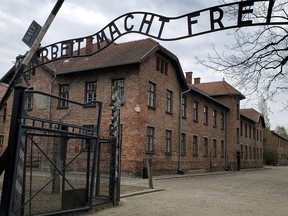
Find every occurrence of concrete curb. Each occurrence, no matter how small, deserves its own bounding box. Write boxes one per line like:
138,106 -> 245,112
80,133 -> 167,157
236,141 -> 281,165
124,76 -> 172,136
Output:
121,188 -> 164,198
153,167 -> 271,180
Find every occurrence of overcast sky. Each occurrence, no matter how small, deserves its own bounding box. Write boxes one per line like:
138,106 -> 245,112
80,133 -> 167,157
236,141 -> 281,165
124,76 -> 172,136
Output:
0,0 -> 287,129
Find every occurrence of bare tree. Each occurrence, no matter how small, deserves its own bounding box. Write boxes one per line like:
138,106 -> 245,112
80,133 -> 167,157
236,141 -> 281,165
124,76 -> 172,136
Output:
257,94 -> 271,128
275,125 -> 288,138
198,0 -> 288,103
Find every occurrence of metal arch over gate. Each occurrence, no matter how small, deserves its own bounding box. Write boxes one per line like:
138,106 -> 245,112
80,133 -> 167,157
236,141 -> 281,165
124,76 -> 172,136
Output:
34,0 -> 286,66
0,0 -> 287,215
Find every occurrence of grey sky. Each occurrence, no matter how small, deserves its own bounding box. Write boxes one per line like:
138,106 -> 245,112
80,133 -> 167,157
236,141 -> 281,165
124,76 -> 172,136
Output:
0,0 -> 287,129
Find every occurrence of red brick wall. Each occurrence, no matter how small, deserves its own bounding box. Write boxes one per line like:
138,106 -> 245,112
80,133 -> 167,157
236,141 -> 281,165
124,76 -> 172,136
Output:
239,117 -> 264,168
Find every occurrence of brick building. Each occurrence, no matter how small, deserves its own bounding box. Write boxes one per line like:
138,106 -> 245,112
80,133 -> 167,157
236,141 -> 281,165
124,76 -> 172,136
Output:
0,38 -> 265,174
265,130 -> 288,166
239,108 -> 265,168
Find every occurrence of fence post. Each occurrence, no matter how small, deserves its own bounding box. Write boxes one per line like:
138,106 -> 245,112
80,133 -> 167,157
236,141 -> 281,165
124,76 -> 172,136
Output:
146,158 -> 153,189
0,85 -> 26,216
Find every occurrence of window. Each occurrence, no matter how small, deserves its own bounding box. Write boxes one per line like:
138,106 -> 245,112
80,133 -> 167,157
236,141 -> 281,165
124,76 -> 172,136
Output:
85,82 -> 96,104
25,93 -> 33,110
148,82 -> 156,108
166,90 -> 173,113
245,145 -> 248,159
213,110 -> 217,127
0,135 -> 3,147
181,97 -> 186,118
193,135 -> 198,157
203,137 -> 208,157
245,123 -> 247,137
236,103 -> 240,119
257,129 -> 259,141
253,128 -> 256,139
181,133 -> 186,156
260,131 -> 262,142
147,127 -> 155,153
240,145 -> 243,159
221,140 -> 224,158
237,128 -> 240,144
82,125 -> 95,151
193,102 -> 198,122
250,146 -> 252,159
213,139 -> 217,158
221,112 -> 225,130
156,57 -> 168,75
165,130 -> 172,154
249,125 -> 252,139
59,84 -> 69,107
240,121 -> 243,136
253,147 -> 256,159
113,79 -> 125,104
204,106 -> 208,125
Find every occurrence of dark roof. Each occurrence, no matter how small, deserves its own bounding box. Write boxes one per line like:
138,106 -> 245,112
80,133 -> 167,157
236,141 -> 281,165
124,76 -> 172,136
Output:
240,108 -> 265,127
270,130 -> 288,142
193,81 -> 245,99
52,38 -> 164,74
190,85 -> 230,110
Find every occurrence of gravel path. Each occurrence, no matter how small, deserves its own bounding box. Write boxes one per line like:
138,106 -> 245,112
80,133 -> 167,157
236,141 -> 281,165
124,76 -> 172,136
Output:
92,166 -> 288,216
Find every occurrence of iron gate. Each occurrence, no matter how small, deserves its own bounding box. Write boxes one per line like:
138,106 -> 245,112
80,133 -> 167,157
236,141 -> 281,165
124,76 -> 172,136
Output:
0,87 -> 120,215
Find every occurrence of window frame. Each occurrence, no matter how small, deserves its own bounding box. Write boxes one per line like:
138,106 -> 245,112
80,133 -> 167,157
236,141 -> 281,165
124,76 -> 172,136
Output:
204,106 -> 208,125
193,135 -> 198,157
213,139 -> 217,158
165,130 -> 172,154
180,133 -> 186,156
193,102 -> 199,122
166,90 -> 173,114
181,97 -> 187,118
58,84 -> 69,108
85,82 -> 97,105
113,79 -> 125,104
203,137 -> 208,157
148,82 -> 156,108
147,127 -> 155,153
82,125 -> 95,152
213,110 -> 217,128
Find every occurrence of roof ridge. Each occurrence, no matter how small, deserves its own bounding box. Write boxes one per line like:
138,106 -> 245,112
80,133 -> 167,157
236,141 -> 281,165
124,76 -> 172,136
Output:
117,38 -> 158,45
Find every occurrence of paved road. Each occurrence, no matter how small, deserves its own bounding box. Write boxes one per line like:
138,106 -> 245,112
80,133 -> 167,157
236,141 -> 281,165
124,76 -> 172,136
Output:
91,166 -> 288,216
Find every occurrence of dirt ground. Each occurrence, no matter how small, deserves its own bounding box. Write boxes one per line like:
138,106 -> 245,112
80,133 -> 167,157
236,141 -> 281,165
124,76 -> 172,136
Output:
92,166 -> 288,216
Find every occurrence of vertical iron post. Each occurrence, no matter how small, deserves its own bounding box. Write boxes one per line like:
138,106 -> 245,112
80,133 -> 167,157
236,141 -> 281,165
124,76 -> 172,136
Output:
0,86 -> 26,216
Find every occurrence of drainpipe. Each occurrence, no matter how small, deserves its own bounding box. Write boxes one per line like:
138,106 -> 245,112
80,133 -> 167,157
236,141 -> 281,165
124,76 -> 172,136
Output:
178,85 -> 192,174
46,73 -> 57,156
48,73 -> 57,121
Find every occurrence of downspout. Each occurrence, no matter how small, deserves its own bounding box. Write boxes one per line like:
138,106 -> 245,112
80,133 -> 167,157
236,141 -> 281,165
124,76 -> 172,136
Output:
48,73 -> 57,121
46,73 -> 57,156
178,85 -> 192,174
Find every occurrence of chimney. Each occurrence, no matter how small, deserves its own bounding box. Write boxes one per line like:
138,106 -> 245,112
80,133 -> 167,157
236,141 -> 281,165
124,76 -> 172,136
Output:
194,77 -> 201,84
185,72 -> 193,85
85,36 -> 94,55
65,40 -> 73,57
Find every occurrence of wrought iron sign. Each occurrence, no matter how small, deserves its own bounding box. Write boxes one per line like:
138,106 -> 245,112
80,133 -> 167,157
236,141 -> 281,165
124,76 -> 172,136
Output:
37,0 -> 286,65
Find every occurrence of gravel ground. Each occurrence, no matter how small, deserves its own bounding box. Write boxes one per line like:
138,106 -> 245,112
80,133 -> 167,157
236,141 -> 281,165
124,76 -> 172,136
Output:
92,166 -> 288,216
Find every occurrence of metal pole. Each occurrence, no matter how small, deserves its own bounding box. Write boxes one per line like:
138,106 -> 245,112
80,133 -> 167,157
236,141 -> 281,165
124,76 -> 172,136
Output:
0,1 -> 65,215
0,86 -> 26,216
178,86 -> 191,174
0,0 -> 65,109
